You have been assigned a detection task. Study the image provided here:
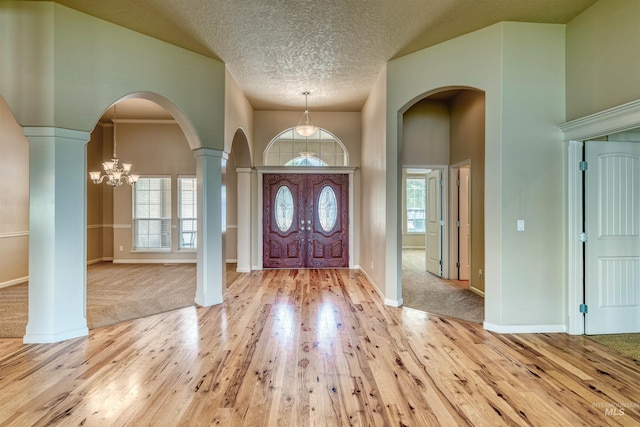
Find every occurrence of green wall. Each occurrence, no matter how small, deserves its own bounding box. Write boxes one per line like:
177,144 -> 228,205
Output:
385,22 -> 566,329
566,0 -> 640,121
0,2 -> 225,149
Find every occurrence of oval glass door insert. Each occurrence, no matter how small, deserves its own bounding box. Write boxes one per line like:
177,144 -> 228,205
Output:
275,185 -> 294,232
318,186 -> 337,232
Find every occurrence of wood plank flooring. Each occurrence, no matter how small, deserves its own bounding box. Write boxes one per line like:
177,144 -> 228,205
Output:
0,269 -> 639,426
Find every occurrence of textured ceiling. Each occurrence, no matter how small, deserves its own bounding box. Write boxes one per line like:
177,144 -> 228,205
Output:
37,0 -> 597,112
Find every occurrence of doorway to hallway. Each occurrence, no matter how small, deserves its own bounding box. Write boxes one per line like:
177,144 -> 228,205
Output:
263,173 -> 349,268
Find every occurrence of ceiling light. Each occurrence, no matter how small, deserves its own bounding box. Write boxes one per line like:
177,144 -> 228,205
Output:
89,104 -> 139,187
295,91 -> 318,137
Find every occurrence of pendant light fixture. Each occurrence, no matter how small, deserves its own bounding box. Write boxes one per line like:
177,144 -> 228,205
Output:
89,104 -> 139,187
295,91 -> 318,137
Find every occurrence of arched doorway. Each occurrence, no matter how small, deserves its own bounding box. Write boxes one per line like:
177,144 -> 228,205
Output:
85,97 -> 199,329
400,88 -> 485,323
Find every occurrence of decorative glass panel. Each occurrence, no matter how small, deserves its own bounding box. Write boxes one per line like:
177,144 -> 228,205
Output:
318,186 -> 337,232
263,127 -> 348,166
275,185 -> 294,232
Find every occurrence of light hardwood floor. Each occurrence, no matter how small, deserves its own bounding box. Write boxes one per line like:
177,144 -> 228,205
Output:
0,269 -> 639,426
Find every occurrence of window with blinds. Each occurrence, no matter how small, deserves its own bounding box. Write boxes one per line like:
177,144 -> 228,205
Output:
178,177 -> 197,249
133,177 -> 172,250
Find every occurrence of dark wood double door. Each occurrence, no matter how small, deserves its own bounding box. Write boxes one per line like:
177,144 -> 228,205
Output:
263,174 -> 348,268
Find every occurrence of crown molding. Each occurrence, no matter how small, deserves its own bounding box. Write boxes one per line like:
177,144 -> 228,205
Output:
559,99 -> 640,141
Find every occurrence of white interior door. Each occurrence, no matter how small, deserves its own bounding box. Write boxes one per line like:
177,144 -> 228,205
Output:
458,167 -> 471,280
585,141 -> 640,334
426,169 -> 442,276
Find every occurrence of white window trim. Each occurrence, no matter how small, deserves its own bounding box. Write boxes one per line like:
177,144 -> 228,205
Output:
178,175 -> 197,250
132,175 -> 172,251
403,171 -> 427,235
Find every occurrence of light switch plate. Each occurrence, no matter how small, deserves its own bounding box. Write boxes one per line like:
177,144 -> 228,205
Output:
517,219 -> 525,231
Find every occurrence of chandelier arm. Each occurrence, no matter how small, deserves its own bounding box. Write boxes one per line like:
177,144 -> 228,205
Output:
113,104 -> 118,159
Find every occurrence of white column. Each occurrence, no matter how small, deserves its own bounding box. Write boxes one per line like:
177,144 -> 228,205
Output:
23,127 -> 90,343
194,148 -> 226,306
236,167 -> 252,273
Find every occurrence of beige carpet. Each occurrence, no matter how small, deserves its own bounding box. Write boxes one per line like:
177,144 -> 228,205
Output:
586,334 -> 640,361
402,249 -> 484,323
0,262 -> 243,338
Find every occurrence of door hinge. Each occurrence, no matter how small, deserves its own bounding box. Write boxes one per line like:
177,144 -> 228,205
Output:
456,179 -> 460,186
456,262 -> 460,268
456,220 -> 460,227
439,259 -> 442,265
440,180 -> 444,187
439,220 -> 444,226
579,304 -> 588,314
579,161 -> 588,171
580,232 -> 588,243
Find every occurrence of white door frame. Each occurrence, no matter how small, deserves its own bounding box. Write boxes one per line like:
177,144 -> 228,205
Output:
449,160 -> 471,281
425,169 -> 443,276
559,99 -> 640,335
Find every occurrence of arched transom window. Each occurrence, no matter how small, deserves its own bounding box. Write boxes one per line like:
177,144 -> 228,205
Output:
264,128 -> 348,166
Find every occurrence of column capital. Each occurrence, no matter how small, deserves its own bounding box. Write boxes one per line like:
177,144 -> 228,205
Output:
236,167 -> 253,174
193,147 -> 226,159
23,127 -> 90,143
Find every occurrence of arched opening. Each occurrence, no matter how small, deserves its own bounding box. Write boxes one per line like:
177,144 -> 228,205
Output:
85,96 -> 198,329
399,87 -> 486,324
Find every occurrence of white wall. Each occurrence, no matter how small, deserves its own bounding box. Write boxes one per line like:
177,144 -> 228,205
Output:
360,68 -> 388,299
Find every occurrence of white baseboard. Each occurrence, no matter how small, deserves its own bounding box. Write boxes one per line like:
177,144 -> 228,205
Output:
24,326 -> 89,344
484,322 -> 566,334
236,267 -> 251,273
113,259 -> 197,264
469,287 -> 485,297
226,259 -> 238,263
0,276 -> 28,289
384,297 -> 403,307
356,267 -> 402,306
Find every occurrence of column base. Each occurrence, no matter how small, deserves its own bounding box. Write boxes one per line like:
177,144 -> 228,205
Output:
23,326 -> 88,344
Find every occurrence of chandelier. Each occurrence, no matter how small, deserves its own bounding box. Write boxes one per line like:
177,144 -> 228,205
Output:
295,91 -> 318,137
89,104 -> 139,187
